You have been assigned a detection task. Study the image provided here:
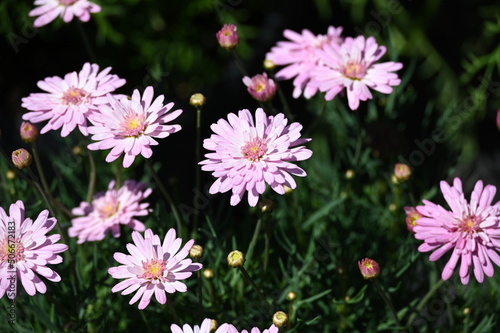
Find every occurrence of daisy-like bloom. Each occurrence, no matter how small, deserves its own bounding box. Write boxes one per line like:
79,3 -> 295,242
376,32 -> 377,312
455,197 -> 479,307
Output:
69,180 -> 151,244
22,62 -> 125,137
242,73 -> 277,103
171,318 -> 229,333
358,258 -> 380,279
216,24 -> 239,51
0,201 -> 68,298
404,206 -> 422,233
310,35 -> 403,111
266,26 -> 343,99
217,324 -> 279,333
29,0 -> 101,28
87,86 -> 182,168
414,178 -> 500,284
108,228 -> 202,310
199,108 -> 312,206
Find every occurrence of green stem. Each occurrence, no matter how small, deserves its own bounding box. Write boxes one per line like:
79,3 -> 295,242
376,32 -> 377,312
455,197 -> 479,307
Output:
272,76 -> 294,121
192,105 -> 202,239
246,216 -> 264,263
86,148 -> 96,203
372,279 -> 401,327
238,266 -> 268,307
167,297 -> 180,325
406,279 -> 446,328
76,20 -> 97,62
264,216 -> 271,273
231,50 -> 249,77
139,309 -> 152,333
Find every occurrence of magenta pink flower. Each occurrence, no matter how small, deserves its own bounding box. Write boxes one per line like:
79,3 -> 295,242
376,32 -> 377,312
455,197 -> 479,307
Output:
266,26 -> 343,99
22,63 -> 125,137
404,206 -> 421,233
69,180 -> 151,244
200,108 -> 312,206
29,0 -> 101,28
496,110 -> 500,130
358,258 -> 380,279
216,24 -> 239,51
0,201 -> 68,298
87,86 -> 182,168
242,73 -> 277,102
108,228 -> 202,310
414,178 -> 500,284
311,35 -> 403,110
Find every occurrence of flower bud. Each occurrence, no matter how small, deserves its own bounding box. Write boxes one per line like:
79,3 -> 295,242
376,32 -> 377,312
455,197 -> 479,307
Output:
20,122 -> 38,143
404,206 -> 422,233
12,148 -> 32,169
209,319 -> 218,332
203,268 -> 215,279
358,258 -> 380,279
190,93 -> 206,108
258,198 -> 274,213
216,24 -> 238,51
227,250 -> 245,268
263,59 -> 275,71
392,163 -> 411,183
283,185 -> 293,195
6,170 -> 16,180
72,145 -> 82,155
272,311 -> 288,328
286,291 -> 297,301
242,73 -> 277,103
345,169 -> 355,180
190,244 -> 204,259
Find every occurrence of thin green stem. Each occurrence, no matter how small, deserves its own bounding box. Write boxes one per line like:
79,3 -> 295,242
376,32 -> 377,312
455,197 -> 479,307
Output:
139,309 -> 152,333
192,106 -> 202,239
272,76 -> 294,121
167,297 -> 180,325
197,269 -> 202,321
263,216 -> 271,273
238,266 -> 268,307
406,279 -> 447,328
231,50 -> 249,77
372,279 -> 401,327
76,20 -> 97,62
246,216 -> 264,263
86,148 -> 96,203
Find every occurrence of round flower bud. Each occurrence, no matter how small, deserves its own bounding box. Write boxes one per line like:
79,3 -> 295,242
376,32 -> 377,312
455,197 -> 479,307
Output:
283,185 -> 293,195
263,59 -> 275,70
242,73 -> 277,103
216,24 -> 239,51
463,307 -> 471,315
20,122 -> 38,143
258,198 -> 274,213
190,93 -> 206,108
72,146 -> 82,155
286,291 -> 297,301
272,311 -> 289,328
12,148 -> 32,170
404,206 -> 422,233
358,258 -> 380,280
190,244 -> 204,259
392,163 -> 411,183
6,170 -> 16,180
345,169 -> 356,180
203,268 -> 215,279
388,203 -> 397,212
209,319 -> 218,332
227,250 -> 245,268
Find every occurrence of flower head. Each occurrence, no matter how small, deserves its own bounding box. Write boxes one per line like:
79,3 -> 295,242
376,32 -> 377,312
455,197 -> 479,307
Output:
0,201 -> 68,298
12,149 -> 32,170
358,258 -> 380,279
311,35 -> 403,110
393,163 -> 411,183
29,0 -> 101,28
108,228 -> 202,309
20,122 -> 38,143
404,206 -> 421,233
266,26 -> 343,99
22,63 -> 125,137
216,24 -> 239,51
242,73 -> 277,102
496,110 -> 500,130
217,324 -> 279,333
87,86 -> 182,168
200,108 -> 312,206
414,178 -> 500,284
69,180 -> 151,243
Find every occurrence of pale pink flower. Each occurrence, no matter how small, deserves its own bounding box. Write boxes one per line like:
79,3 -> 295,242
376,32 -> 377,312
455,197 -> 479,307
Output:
22,63 -> 125,137
496,110 -> 500,130
29,0 -> 101,28
108,228 -> 202,310
404,206 -> 421,233
242,73 -> 277,102
69,180 -> 151,244
0,201 -> 68,298
311,35 -> 403,110
266,26 -> 343,99
87,86 -> 182,168
414,178 -> 500,284
171,318 -> 231,333
216,24 -> 239,51
200,108 -> 312,206
216,324 -> 279,333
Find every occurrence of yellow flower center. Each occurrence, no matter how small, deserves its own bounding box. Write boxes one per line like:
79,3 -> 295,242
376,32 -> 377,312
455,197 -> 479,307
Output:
62,87 -> 87,105
140,258 -> 167,281
120,114 -> 147,137
343,62 -> 366,80
241,138 -> 267,162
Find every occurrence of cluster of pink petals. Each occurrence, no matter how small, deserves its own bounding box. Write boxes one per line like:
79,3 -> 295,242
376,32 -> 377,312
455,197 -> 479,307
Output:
0,201 -> 68,298
108,228 -> 202,310
266,26 -> 343,99
87,86 -> 183,168
200,108 -> 312,206
216,24 -> 239,51
171,320 -> 278,333
29,0 -> 101,28
69,180 -> 152,243
414,178 -> 500,284
22,62 -> 125,137
220,324 -> 279,333
242,73 -> 277,102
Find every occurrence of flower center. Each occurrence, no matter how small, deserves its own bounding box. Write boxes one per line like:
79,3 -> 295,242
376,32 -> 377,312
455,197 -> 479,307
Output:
140,258 -> 167,281
94,195 -> 119,219
0,238 -> 25,265
458,215 -> 482,236
62,87 -> 87,105
343,62 -> 367,80
241,138 -> 267,162
119,114 -> 147,137
59,0 -> 78,6
254,81 -> 266,93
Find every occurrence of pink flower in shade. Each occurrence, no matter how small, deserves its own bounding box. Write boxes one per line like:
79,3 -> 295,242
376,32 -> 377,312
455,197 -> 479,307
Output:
358,258 -> 380,279
414,178 -> 500,284
87,86 -> 182,168
242,73 -> 277,102
404,206 -> 422,233
266,26 -> 343,99
217,324 -> 279,333
171,318 -> 230,333
216,24 -> 239,51
0,201 -> 68,298
22,63 -> 125,137
199,108 -> 312,206
310,35 -> 403,110
29,0 -> 101,28
108,228 -> 202,310
496,110 -> 500,130
69,180 -> 152,244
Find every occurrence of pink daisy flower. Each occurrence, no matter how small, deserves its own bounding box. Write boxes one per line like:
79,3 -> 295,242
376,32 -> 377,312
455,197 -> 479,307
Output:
217,324 -> 279,333
87,86 -> 182,168
22,62 -> 125,137
199,108 -> 312,206
69,180 -> 152,244
414,178 -> 500,284
29,0 -> 101,28
310,35 -> 403,111
108,228 -> 202,310
242,72 -> 277,103
171,318 -> 231,333
266,26 -> 343,99
0,201 -> 68,298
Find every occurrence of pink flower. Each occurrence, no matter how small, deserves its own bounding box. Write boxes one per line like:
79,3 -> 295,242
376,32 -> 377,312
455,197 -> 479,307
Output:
217,324 -> 279,333
0,201 -> 68,298
496,110 -> 500,130
171,318 -> 230,333
200,108 -> 312,206
358,258 -> 380,279
108,228 -> 202,310
216,24 -> 239,51
414,178 -> 500,284
266,26 -> 343,99
87,86 -> 182,168
20,122 -> 39,143
311,35 -> 403,110
69,180 -> 152,243
29,0 -> 101,28
22,63 -> 125,137
242,73 -> 277,102
404,206 -> 422,233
